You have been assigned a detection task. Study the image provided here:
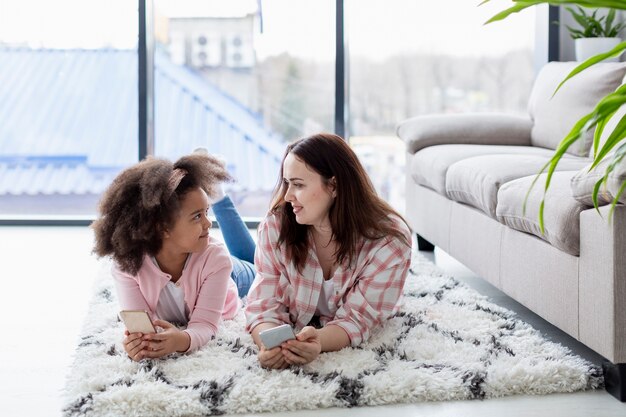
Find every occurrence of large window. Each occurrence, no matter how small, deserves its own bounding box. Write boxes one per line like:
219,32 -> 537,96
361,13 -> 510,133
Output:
0,0 -> 541,221
153,0 -> 335,217
0,0 -> 138,218
347,0 -> 536,213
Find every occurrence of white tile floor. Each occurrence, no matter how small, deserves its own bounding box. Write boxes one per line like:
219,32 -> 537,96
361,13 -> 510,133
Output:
1,226 -> 624,417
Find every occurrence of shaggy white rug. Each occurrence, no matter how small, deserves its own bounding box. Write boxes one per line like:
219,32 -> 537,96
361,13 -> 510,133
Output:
63,254 -> 602,416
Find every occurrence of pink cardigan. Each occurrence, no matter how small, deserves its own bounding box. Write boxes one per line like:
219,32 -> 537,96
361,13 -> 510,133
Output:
112,237 -> 241,352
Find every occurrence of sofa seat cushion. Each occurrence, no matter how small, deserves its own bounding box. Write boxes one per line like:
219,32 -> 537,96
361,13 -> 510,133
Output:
409,144 -> 561,195
496,171 -> 586,256
445,155 -> 589,218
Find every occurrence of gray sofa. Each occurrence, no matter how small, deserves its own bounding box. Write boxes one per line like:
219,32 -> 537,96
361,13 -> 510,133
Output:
397,61 -> 626,400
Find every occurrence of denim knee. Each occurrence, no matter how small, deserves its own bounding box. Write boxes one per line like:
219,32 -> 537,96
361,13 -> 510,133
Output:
231,257 -> 255,298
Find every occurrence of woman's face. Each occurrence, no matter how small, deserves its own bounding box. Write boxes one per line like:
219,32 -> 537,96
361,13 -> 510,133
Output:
282,153 -> 336,228
162,187 -> 212,255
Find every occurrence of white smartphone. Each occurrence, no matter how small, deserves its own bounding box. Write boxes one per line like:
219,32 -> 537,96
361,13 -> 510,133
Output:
119,310 -> 156,334
259,324 -> 296,349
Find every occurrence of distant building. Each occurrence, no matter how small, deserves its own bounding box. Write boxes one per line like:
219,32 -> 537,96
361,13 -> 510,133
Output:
164,12 -> 259,114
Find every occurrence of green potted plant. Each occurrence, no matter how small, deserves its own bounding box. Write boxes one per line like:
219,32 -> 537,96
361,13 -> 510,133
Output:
565,6 -> 625,61
485,0 -> 626,230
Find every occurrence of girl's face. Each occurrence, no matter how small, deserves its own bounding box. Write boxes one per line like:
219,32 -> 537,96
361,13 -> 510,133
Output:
282,153 -> 336,228
162,187 -> 212,255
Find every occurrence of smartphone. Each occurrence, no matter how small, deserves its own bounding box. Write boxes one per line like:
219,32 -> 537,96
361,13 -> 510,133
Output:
259,324 -> 296,349
119,310 -> 156,334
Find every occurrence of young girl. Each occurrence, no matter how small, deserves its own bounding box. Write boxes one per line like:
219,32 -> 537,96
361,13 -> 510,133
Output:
245,133 -> 412,369
92,153 -> 256,361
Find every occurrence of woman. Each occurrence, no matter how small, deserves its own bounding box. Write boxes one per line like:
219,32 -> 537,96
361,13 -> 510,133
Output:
245,133 -> 412,369
92,152 -> 256,361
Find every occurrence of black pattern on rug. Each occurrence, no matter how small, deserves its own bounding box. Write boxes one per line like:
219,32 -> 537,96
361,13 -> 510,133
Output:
63,255 -> 603,416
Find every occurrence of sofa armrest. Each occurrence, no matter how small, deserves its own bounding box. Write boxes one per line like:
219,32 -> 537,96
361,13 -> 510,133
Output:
397,113 -> 533,155
579,204 -> 626,363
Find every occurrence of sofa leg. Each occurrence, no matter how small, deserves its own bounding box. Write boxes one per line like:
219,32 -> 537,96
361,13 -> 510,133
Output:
416,234 -> 435,252
603,361 -> 626,401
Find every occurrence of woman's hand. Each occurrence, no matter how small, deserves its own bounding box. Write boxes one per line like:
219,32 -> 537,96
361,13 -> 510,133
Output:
251,323 -> 290,369
258,345 -> 289,369
281,326 -> 322,365
132,319 -> 191,360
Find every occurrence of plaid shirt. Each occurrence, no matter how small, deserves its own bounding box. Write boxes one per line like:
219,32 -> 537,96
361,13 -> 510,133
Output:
245,213 -> 412,346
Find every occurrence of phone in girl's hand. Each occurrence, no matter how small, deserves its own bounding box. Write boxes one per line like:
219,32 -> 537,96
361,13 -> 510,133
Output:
119,310 -> 156,334
259,324 -> 296,349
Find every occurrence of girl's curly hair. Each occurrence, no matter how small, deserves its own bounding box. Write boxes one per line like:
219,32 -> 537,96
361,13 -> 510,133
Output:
92,153 -> 231,275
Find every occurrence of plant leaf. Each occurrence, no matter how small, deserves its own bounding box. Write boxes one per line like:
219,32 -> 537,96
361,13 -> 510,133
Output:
485,1 -> 626,26
484,2 -> 536,24
543,1 -> 626,10
592,108 -> 618,158
590,113 -> 626,171
601,140 -> 626,184
539,196 -> 546,235
609,140 -> 626,170
591,135 -> 626,214
589,85 -> 626,158
569,6 -> 591,28
592,177 -> 606,214
605,9 -> 616,35
608,180 -> 626,223
565,25 -> 585,38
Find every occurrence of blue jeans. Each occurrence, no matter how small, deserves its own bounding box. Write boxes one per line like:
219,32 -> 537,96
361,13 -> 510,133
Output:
212,196 -> 256,298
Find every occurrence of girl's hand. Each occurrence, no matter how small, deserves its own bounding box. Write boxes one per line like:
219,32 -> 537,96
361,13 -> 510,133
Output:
123,330 -> 149,361
137,319 -> 191,359
282,326 -> 322,365
258,345 -> 289,369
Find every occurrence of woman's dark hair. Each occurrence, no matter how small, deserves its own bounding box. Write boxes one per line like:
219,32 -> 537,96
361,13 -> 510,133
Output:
270,133 -> 410,271
92,153 -> 231,275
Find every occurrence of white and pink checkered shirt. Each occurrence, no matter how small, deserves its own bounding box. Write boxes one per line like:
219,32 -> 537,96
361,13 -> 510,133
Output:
245,213 -> 412,346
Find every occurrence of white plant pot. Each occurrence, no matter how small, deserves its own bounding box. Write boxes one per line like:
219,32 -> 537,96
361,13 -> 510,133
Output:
575,37 -> 622,62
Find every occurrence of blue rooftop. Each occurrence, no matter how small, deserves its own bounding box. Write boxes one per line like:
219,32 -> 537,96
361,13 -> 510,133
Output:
0,47 -> 285,197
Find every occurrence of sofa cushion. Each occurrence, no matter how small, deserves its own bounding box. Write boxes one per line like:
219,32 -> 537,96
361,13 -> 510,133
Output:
446,155 -> 589,218
571,156 -> 626,206
496,171 -> 586,256
528,62 -> 626,157
409,144 -> 560,195
570,159 -> 614,207
397,113 -> 532,154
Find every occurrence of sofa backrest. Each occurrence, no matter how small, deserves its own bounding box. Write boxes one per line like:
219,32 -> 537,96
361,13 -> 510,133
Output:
527,61 -> 626,157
